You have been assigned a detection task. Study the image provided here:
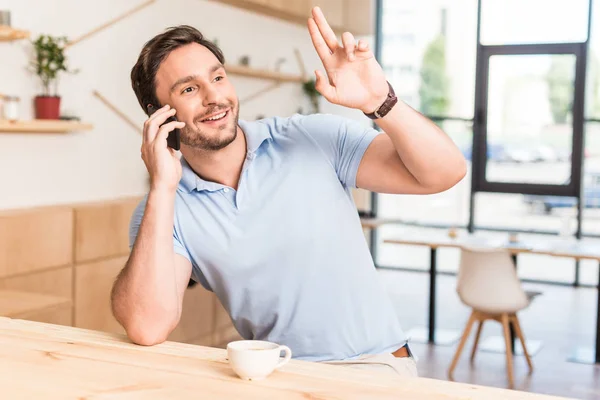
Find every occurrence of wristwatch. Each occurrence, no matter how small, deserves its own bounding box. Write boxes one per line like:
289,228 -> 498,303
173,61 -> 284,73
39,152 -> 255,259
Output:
363,81 -> 398,120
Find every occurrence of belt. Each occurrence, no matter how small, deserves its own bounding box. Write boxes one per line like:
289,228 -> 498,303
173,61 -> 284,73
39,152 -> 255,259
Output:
392,345 -> 410,358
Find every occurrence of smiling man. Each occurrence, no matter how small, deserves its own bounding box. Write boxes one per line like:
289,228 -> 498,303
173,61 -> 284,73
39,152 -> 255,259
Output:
111,7 -> 466,378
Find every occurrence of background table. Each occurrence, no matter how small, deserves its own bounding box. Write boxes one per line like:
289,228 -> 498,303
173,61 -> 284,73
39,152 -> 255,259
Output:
382,233 -> 600,364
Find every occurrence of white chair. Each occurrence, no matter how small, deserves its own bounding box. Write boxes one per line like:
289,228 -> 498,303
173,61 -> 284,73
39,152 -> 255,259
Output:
447,246 -> 537,388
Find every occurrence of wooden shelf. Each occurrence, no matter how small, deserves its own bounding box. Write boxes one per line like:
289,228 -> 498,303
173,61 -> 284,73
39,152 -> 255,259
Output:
0,120 -> 94,133
0,26 -> 30,42
226,64 -> 304,83
208,0 -> 347,34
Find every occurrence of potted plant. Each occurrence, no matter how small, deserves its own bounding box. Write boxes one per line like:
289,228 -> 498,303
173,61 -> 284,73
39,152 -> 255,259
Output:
302,78 -> 322,114
29,34 -> 74,119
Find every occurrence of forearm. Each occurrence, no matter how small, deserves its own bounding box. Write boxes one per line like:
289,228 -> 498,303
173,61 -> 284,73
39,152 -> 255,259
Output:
111,189 -> 181,344
372,101 -> 467,191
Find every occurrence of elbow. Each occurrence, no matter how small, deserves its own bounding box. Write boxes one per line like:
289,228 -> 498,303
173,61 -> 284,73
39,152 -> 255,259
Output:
125,322 -> 172,346
425,156 -> 468,194
451,156 -> 468,187
112,301 -> 176,346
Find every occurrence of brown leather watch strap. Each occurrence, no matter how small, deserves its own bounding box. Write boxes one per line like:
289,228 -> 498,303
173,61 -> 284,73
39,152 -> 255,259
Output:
363,81 -> 398,120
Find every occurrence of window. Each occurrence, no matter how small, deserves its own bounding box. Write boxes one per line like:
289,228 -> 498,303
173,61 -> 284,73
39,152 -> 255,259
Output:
484,54 -> 576,186
380,0 -> 478,120
480,0 -> 590,45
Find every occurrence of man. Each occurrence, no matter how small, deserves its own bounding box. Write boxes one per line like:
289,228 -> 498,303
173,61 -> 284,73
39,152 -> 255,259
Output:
111,7 -> 466,378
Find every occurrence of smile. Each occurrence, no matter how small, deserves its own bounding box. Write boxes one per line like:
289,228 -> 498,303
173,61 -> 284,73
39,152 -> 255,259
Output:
201,110 -> 229,123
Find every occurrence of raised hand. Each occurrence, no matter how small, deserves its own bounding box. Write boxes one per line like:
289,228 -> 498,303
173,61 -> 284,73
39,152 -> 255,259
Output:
307,6 -> 389,114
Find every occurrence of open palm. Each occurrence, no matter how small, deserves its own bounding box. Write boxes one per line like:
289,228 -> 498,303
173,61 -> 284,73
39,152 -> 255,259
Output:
307,7 -> 389,113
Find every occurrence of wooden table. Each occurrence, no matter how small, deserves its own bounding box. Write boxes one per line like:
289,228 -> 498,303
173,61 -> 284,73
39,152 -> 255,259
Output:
0,317 -> 570,399
383,233 -> 600,364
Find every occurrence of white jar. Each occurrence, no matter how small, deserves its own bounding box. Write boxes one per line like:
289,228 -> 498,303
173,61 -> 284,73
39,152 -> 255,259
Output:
2,96 -> 20,121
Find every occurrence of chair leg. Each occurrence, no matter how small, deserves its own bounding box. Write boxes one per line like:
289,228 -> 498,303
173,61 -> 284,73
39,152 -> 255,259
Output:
501,313 -> 515,388
470,319 -> 485,363
511,314 -> 534,373
448,310 -> 477,379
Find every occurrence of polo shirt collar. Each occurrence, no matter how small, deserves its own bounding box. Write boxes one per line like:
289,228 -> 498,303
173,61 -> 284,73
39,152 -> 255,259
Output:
179,119 -> 272,193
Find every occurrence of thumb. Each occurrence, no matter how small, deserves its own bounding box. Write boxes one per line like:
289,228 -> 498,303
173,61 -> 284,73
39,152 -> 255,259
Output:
314,70 -> 336,103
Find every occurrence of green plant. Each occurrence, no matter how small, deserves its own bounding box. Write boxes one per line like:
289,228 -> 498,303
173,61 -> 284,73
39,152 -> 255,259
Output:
302,78 -> 322,113
30,34 -> 75,96
419,35 -> 450,119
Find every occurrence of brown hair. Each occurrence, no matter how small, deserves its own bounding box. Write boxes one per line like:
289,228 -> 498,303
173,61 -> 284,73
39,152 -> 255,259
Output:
130,25 -> 225,115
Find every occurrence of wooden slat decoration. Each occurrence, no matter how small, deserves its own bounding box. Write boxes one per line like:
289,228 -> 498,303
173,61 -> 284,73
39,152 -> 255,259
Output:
226,64 -> 303,83
0,206 -> 74,279
73,197 -> 141,263
93,90 -> 143,134
66,0 -> 157,49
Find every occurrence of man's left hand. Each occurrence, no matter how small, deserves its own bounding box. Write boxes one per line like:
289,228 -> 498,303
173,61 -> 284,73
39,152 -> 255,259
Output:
307,6 -> 388,114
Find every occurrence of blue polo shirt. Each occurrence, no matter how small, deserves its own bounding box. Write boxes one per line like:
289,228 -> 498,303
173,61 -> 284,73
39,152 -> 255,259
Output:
129,113 -> 408,361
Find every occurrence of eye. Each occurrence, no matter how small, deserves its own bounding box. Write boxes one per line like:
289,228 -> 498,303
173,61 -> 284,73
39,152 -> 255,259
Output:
214,76 -> 224,82
181,87 -> 195,94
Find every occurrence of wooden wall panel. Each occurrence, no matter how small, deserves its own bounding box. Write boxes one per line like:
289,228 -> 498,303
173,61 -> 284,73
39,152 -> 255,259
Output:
0,290 -> 70,317
74,197 -> 141,263
213,297 -> 242,346
74,256 -> 126,334
17,304 -> 73,326
0,206 -> 73,278
0,267 -> 72,299
168,285 -> 215,343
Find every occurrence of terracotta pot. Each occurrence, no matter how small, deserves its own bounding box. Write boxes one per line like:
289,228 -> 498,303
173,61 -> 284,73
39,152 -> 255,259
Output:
34,96 -> 61,119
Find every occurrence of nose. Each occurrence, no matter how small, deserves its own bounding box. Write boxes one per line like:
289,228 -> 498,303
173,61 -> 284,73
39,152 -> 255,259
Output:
202,84 -> 224,107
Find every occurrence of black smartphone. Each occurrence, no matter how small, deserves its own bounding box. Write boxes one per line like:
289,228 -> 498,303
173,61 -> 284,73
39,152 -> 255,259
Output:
146,104 -> 181,151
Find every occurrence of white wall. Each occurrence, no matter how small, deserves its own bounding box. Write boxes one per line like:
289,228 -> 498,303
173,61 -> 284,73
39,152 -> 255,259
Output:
0,0 -> 371,210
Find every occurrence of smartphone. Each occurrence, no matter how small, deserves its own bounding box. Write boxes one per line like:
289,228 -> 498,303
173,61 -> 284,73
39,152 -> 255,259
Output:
146,104 -> 181,151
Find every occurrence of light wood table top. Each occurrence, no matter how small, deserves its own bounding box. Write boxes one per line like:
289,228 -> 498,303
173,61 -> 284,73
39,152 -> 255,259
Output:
384,233 -> 600,261
0,317 -> 571,399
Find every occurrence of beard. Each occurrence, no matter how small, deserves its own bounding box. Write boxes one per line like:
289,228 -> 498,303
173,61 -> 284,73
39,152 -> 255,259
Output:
180,100 -> 239,151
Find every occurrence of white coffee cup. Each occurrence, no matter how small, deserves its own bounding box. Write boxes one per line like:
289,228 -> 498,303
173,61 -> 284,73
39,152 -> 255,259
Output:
227,340 -> 292,381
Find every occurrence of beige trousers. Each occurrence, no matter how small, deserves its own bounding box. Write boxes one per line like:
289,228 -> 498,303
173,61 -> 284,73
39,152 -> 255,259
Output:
323,353 -> 418,378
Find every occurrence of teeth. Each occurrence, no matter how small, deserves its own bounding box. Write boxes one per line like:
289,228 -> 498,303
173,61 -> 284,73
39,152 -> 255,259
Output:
204,111 -> 226,121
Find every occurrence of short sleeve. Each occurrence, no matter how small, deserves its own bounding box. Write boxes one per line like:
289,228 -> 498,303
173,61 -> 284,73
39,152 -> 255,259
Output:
129,195 -> 192,263
296,113 -> 381,188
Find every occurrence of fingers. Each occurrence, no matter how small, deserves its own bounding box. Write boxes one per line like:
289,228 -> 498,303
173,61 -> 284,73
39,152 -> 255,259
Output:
155,120 -> 185,146
169,147 -> 182,160
342,32 -> 356,61
144,107 -> 176,143
357,39 -> 369,52
311,6 -> 338,53
314,70 -> 336,103
308,17 -> 332,63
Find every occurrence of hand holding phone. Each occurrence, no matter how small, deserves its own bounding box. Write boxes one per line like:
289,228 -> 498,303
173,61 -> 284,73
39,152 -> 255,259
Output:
142,104 -> 185,192
147,103 -> 181,151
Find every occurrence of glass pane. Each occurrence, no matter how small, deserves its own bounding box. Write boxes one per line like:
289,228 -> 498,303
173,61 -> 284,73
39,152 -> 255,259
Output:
485,54 -> 575,185
582,122 -> 600,236
378,120 -> 473,227
381,0 -> 477,119
480,0 -> 590,45
586,1 -> 600,119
